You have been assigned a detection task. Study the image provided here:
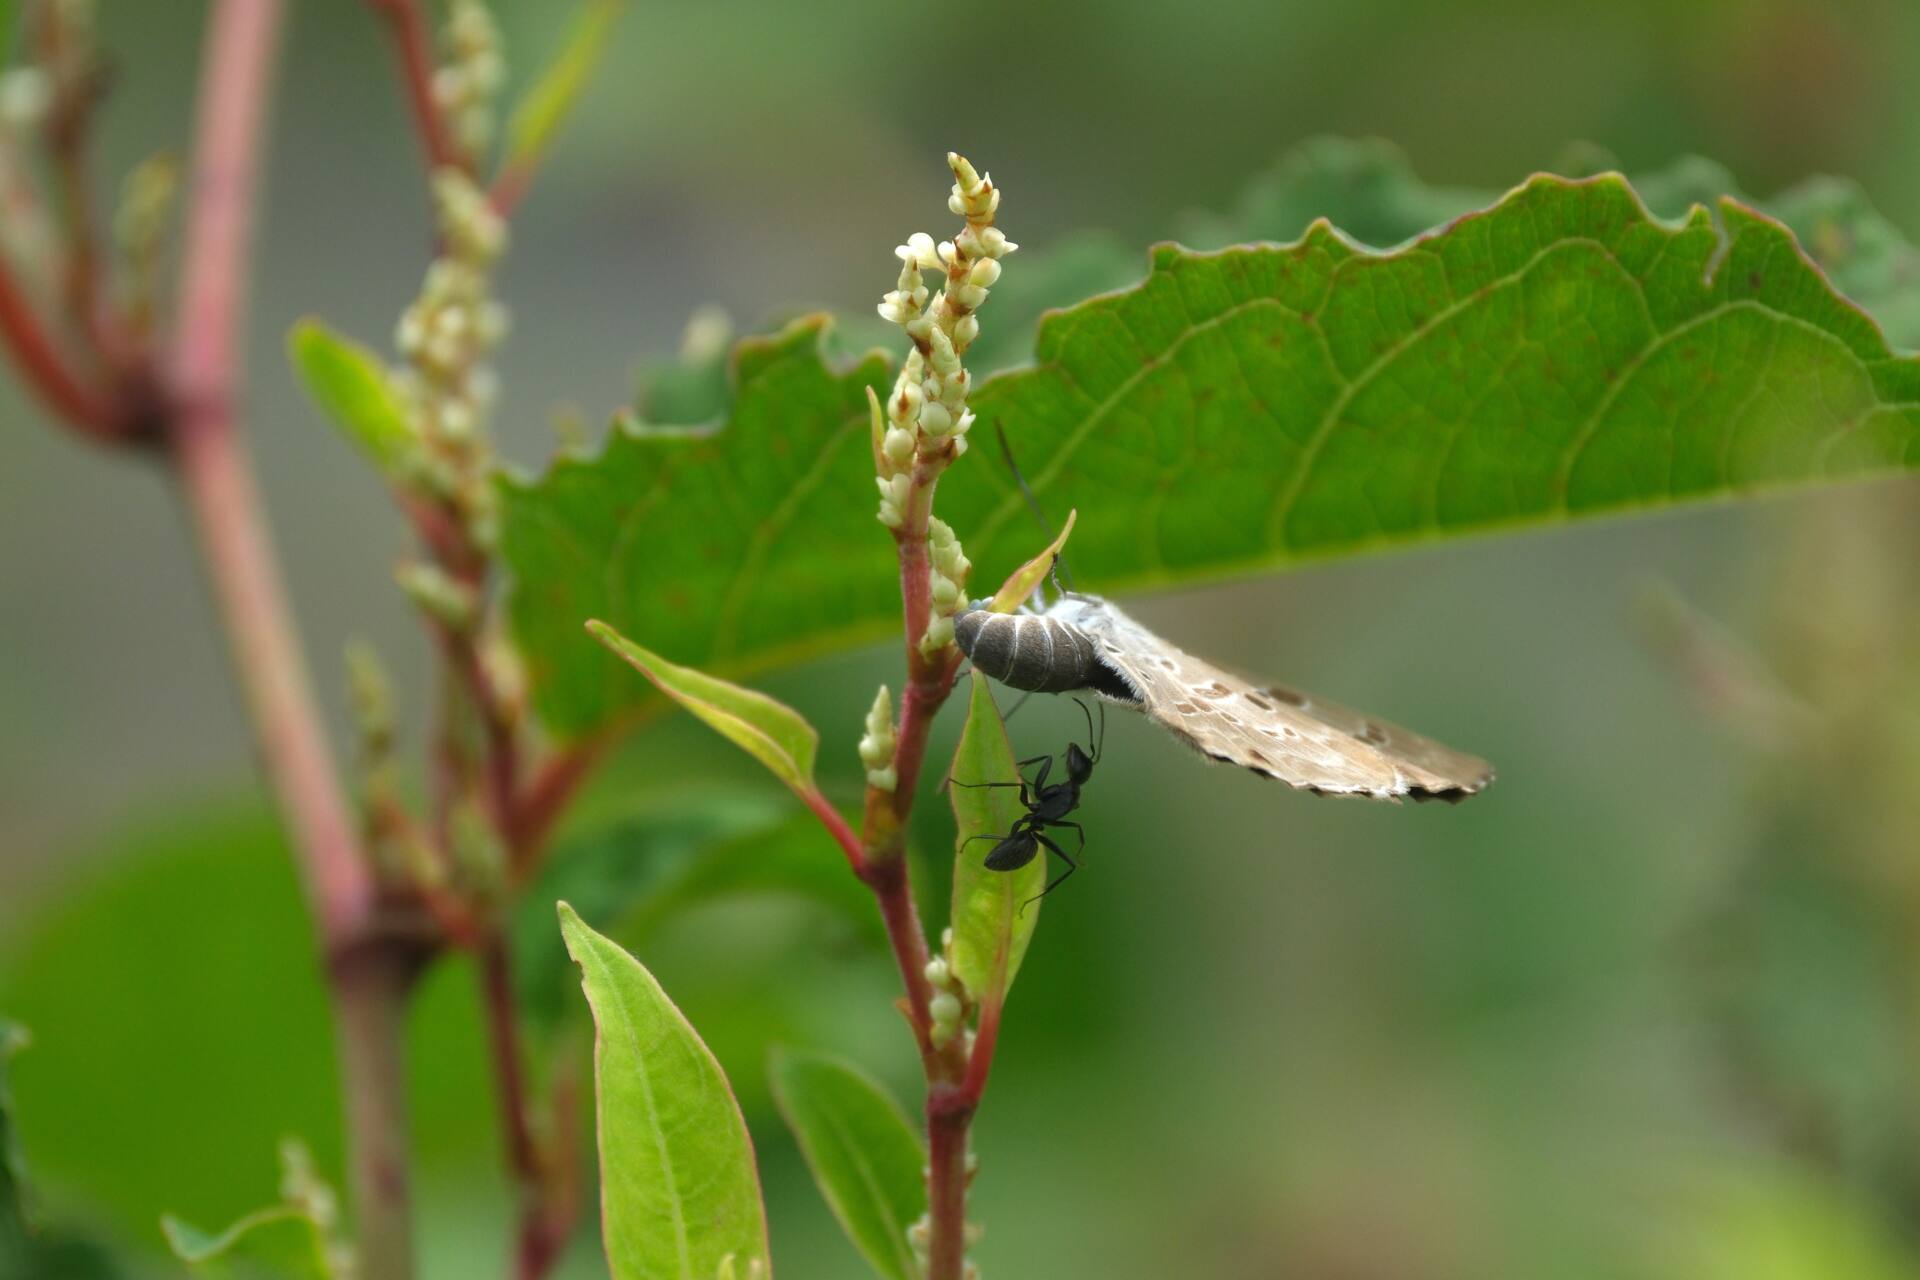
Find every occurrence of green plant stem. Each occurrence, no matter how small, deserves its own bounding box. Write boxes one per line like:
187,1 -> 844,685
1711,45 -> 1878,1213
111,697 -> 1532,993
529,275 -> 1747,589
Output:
169,4 -> 424,1280
331,945 -> 425,1280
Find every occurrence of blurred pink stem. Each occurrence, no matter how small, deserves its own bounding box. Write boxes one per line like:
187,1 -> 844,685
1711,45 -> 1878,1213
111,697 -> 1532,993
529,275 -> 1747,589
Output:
168,4 -> 421,1279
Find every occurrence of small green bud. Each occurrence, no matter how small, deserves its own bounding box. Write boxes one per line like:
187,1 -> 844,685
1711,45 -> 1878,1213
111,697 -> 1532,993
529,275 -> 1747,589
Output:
396,562 -> 479,632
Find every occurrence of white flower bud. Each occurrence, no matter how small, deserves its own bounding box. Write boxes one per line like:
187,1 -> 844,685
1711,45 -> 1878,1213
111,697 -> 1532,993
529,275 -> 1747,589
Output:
930,991 -> 961,1025
924,957 -> 951,988
951,433 -> 969,457
969,257 -> 1001,288
920,615 -> 955,654
918,401 -> 952,436
889,378 -> 923,427
931,572 -> 959,610
0,70 -> 51,131
952,410 -> 975,437
883,426 -> 915,465
898,232 -> 940,270
867,765 -> 897,791
952,314 -> 980,349
947,193 -> 966,217
953,283 -> 987,310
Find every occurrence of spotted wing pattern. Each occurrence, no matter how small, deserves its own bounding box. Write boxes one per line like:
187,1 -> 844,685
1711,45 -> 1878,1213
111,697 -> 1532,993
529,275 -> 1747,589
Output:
1058,596 -> 1494,802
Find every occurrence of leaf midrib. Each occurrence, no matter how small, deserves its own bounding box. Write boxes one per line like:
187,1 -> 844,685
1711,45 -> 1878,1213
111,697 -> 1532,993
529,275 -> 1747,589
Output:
581,938 -> 693,1278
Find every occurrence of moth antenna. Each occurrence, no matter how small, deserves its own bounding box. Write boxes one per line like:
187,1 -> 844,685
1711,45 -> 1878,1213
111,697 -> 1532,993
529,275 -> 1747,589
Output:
995,423 -> 1077,595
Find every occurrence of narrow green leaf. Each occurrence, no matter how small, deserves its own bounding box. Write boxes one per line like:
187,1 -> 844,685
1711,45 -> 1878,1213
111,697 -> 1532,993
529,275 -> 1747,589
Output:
768,1049 -> 925,1280
0,0 -> 16,67
558,903 -> 770,1280
985,508 -> 1076,614
287,320 -> 414,472
0,1020 -> 28,1251
161,1206 -> 331,1278
587,620 -> 820,798
504,0 -> 626,177
947,671 -> 1042,1003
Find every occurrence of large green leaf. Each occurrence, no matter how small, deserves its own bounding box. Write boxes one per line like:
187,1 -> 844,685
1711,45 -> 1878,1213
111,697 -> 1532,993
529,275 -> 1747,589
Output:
559,904 -> 770,1280
946,672 -> 1043,1004
502,170 -> 1920,738
767,1048 -> 925,1280
502,323 -> 893,737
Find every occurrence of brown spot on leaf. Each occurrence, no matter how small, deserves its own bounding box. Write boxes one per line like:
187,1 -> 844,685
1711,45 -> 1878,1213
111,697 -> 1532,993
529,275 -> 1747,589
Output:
1245,693 -> 1273,710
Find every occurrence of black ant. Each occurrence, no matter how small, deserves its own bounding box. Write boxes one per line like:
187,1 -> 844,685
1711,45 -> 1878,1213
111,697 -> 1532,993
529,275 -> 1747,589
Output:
955,697 -> 1104,907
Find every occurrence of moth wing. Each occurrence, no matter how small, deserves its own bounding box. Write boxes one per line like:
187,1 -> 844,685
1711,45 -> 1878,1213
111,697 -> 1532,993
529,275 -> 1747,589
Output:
1073,600 -> 1492,802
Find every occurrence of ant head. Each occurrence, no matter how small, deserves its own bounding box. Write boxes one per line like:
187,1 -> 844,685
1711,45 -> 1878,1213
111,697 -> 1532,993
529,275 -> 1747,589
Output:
1065,741 -> 1095,784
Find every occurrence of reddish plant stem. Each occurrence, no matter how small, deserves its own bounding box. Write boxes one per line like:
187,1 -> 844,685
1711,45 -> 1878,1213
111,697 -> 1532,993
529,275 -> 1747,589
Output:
925,1087 -> 975,1280
478,935 -> 574,1280
0,254 -> 123,435
170,5 -> 423,1280
368,0 -> 466,176
478,934 -> 539,1186
171,0 -> 366,949
489,161 -> 534,221
510,743 -> 603,877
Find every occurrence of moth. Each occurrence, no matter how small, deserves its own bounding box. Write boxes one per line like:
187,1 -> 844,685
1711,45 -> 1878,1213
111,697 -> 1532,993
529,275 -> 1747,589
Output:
953,593 -> 1493,802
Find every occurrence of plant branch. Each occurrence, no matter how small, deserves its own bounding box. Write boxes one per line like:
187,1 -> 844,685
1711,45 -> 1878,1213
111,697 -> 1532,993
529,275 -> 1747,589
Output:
367,0 -> 466,176
171,0 -> 367,950
0,255 -> 124,436
924,1087 -> 974,1280
168,4 -> 424,1279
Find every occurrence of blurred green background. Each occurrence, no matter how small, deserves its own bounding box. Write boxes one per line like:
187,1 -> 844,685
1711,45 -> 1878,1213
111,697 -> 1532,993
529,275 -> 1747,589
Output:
6,1 -> 1920,1277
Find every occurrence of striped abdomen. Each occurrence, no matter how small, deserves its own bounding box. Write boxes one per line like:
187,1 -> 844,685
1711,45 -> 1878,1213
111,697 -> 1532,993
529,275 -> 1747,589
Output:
953,609 -> 1136,701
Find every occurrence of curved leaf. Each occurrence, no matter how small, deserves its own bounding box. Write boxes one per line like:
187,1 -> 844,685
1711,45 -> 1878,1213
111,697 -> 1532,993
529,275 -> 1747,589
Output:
588,621 -> 819,798
559,904 -> 770,1280
161,1207 -> 331,1278
504,0 -> 627,180
503,173 -> 1920,738
287,320 -> 414,472
768,1049 -> 925,1280
947,672 -> 1042,1004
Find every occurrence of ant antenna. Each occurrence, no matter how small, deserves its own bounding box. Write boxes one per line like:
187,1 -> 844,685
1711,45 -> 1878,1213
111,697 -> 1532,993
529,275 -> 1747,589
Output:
995,423 -> 1077,595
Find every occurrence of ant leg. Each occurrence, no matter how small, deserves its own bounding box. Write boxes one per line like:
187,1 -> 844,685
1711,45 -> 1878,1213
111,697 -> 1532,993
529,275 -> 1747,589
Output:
1018,832 -> 1080,914
1049,819 -> 1086,855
